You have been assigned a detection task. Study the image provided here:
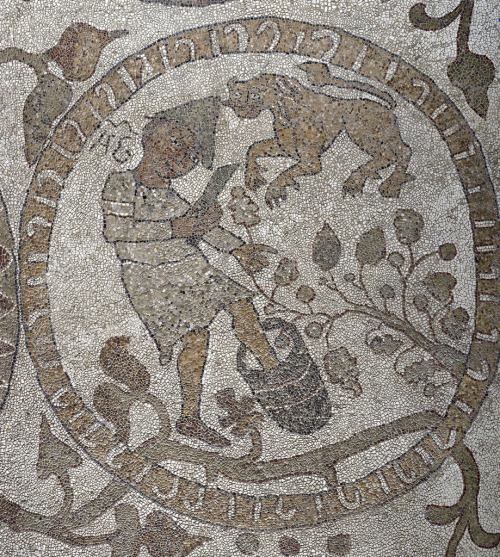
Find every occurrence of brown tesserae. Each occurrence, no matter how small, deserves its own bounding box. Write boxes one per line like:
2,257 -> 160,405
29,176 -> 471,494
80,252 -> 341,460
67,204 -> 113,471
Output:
0,1 -> 499,555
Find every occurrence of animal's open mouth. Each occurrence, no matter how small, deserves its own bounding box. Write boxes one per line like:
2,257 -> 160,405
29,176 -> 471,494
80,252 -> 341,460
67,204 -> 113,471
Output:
241,106 -> 261,117
222,100 -> 262,117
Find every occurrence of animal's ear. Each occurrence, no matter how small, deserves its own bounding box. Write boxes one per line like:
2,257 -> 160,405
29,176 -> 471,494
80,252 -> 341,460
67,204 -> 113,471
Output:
227,77 -> 238,90
298,61 -> 331,86
276,77 -> 302,99
274,101 -> 292,128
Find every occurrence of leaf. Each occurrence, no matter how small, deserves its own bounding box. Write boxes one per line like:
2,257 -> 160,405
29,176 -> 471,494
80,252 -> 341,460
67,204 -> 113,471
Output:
393,210 -> 424,244
369,334 -> 402,356
37,415 -> 82,480
326,533 -> 352,555
110,504 -> 141,557
93,383 -> 134,440
448,50 -> 495,118
324,347 -> 359,383
441,307 -> 469,340
273,257 -> 299,286
235,533 -> 260,555
342,377 -> 362,397
304,321 -> 323,339
48,24 -> 128,82
388,252 -> 404,268
312,222 -> 341,271
402,360 -> 439,384
423,272 -> 456,302
438,243 -> 457,261
23,72 -> 73,165
413,294 -> 429,312
279,536 -> 301,555
356,228 -> 386,265
141,511 -> 211,556
233,244 -> 277,274
100,336 -> 150,392
432,344 -> 466,379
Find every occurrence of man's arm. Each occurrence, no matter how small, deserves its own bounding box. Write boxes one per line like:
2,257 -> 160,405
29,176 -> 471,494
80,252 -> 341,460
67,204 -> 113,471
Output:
103,214 -> 173,243
202,226 -> 244,253
101,172 -> 178,243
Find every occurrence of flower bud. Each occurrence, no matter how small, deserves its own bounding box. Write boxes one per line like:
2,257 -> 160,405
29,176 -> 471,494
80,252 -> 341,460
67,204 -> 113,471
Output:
438,243 -> 457,261
296,285 -> 316,303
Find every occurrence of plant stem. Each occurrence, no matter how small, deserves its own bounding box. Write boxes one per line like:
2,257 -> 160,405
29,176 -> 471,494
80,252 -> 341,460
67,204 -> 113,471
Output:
426,309 -> 439,342
393,343 -> 416,373
328,272 -> 357,306
138,410 -> 440,485
358,264 -> 377,308
322,282 -> 436,354
456,0 -> 474,56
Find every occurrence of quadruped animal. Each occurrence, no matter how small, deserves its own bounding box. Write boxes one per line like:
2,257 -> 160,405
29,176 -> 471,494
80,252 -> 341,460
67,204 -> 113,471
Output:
224,62 -> 414,208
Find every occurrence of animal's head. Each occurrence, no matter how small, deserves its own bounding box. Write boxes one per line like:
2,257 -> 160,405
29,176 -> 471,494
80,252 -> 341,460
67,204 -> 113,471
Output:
223,76 -> 275,118
223,75 -> 304,127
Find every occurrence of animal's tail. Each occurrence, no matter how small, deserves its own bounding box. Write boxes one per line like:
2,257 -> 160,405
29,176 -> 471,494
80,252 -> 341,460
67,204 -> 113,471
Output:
299,61 -> 395,110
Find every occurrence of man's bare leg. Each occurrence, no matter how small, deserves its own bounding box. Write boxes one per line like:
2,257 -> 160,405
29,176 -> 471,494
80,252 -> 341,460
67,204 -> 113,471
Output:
176,329 -> 230,447
227,299 -> 279,369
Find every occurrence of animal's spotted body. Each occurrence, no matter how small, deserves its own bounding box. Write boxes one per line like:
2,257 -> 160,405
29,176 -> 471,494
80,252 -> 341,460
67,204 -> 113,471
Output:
225,65 -> 414,207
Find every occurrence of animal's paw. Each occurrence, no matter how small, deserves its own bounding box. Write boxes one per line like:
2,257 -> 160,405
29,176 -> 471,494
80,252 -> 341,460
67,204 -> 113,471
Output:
379,170 -> 414,198
265,177 -> 296,208
245,164 -> 267,192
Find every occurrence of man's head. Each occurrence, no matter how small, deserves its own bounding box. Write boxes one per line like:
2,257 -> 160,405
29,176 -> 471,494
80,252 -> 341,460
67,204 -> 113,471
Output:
136,119 -> 202,186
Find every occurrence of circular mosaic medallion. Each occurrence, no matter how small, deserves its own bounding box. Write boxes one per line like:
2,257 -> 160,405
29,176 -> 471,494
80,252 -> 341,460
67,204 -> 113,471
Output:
19,18 -> 499,529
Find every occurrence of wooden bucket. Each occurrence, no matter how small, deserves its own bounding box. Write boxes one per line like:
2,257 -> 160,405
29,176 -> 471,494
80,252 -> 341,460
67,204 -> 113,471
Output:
237,318 -> 331,434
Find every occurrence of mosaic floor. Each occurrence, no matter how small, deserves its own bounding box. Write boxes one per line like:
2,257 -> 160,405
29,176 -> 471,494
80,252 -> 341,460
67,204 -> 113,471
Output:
0,0 -> 499,555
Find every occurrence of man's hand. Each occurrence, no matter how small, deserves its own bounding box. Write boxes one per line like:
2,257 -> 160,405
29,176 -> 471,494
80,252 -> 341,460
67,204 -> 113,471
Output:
232,243 -> 278,274
172,203 -> 223,238
245,162 -> 267,192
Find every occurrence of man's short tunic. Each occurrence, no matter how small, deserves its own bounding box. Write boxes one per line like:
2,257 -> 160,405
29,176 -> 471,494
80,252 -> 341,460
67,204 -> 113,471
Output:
101,170 -> 252,359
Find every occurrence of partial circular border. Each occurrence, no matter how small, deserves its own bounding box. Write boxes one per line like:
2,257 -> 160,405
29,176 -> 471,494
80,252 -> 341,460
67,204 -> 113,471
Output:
0,190 -> 19,413
19,18 -> 499,529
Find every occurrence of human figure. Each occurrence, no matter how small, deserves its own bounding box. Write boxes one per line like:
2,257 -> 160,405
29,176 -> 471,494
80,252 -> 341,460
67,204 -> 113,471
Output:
101,98 -> 279,447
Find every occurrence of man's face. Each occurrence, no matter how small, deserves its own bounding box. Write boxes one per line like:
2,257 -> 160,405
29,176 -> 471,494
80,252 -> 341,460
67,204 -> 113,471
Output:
143,120 -> 201,180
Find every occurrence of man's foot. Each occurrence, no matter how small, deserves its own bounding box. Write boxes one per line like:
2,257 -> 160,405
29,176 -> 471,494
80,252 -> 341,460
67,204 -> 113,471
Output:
176,416 -> 231,448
